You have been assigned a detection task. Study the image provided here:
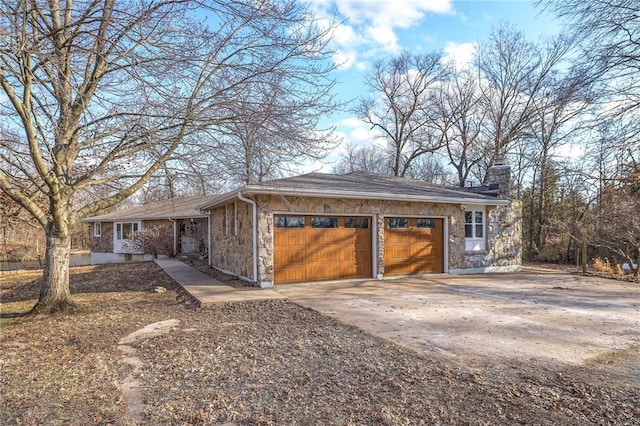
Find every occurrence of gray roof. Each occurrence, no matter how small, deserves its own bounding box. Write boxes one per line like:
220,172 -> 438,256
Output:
200,172 -> 509,210
84,195 -> 216,222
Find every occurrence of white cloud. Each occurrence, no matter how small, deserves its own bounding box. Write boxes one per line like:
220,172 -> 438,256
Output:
337,117 -> 383,149
442,41 -> 477,70
312,0 -> 454,68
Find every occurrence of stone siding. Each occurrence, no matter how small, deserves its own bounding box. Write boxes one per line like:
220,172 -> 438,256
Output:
210,202 -> 254,281
255,195 -> 467,284
207,194 -> 522,286
460,201 -> 522,271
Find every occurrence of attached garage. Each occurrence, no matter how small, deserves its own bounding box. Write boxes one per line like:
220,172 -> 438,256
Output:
384,217 -> 444,275
201,170 -> 520,288
274,215 -> 372,284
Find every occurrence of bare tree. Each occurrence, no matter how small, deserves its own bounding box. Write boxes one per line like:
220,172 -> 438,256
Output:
214,73 -> 339,185
0,0 -> 337,313
333,142 -> 390,175
590,183 -> 640,276
476,25 -> 575,175
431,70 -> 487,187
541,0 -> 640,131
524,69 -> 594,251
355,52 -> 450,177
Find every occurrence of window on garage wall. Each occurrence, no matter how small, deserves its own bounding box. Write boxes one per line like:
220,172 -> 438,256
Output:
94,222 -> 102,237
311,217 -> 338,228
386,218 -> 409,228
417,219 -> 437,228
345,217 -> 369,228
465,209 -> 485,251
275,216 -> 305,228
233,202 -> 238,236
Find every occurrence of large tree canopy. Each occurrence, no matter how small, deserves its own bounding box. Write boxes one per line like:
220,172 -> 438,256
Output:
0,0 -> 337,313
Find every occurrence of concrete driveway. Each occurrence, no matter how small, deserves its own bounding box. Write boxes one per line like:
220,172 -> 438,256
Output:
275,269 -> 640,366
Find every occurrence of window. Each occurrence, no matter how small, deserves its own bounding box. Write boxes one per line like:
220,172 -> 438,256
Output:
233,202 -> 238,236
417,219 -> 437,229
275,216 -> 305,228
386,218 -> 409,228
465,210 -> 485,251
115,222 -> 139,240
222,206 -> 228,236
94,222 -> 102,237
311,217 -> 338,228
345,217 -> 369,228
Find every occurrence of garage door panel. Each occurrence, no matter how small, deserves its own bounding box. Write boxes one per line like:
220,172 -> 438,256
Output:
274,215 -> 372,284
274,249 -> 305,264
384,218 -> 444,275
275,264 -> 306,283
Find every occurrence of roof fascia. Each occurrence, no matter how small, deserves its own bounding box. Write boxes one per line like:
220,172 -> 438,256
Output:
199,186 -> 510,209
82,213 -> 208,223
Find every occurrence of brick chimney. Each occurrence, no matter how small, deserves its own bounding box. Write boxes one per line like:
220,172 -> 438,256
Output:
486,158 -> 511,198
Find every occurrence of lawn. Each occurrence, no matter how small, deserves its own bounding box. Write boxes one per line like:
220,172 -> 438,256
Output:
1,262 -> 638,425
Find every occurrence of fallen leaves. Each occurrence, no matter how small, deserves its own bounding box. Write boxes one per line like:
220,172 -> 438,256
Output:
1,262 -> 638,425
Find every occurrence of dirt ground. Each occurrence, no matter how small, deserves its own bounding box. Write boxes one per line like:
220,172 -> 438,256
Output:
1,262 -> 639,425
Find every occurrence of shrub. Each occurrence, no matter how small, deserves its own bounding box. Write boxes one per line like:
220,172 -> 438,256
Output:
536,246 -> 561,263
592,257 -> 613,273
614,264 -> 625,275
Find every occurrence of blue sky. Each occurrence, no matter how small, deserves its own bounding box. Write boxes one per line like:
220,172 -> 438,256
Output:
307,0 -> 563,171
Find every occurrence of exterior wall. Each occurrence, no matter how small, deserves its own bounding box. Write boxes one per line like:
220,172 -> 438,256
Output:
90,252 -> 155,264
177,217 -> 208,254
90,222 -> 114,253
254,195 -> 467,286
89,217 -> 208,259
454,201 -> 522,274
209,202 -> 254,281
206,194 -> 523,287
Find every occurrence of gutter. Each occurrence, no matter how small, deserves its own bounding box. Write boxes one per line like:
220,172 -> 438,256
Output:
237,191 -> 258,283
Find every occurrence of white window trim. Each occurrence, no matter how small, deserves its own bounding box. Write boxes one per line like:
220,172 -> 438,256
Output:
113,221 -> 142,254
115,221 -> 141,241
94,222 -> 102,237
465,209 -> 486,251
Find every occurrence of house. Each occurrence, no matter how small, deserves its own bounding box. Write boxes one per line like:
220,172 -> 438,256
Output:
83,195 -> 214,264
200,165 -> 522,288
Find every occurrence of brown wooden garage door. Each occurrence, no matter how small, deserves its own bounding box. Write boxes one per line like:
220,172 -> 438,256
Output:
274,215 -> 372,284
384,217 -> 444,275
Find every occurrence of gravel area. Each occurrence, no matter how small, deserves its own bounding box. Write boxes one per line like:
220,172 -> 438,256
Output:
1,262 -> 639,425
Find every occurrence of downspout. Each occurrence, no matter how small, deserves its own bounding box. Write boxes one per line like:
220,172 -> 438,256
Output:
237,192 -> 258,284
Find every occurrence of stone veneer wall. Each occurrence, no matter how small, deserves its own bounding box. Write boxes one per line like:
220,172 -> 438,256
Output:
254,195 -> 467,285
90,222 -> 114,253
207,194 -> 522,286
460,201 -> 522,271
209,202 -> 254,281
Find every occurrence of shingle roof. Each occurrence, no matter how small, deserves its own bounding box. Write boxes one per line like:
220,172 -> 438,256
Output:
84,195 -> 216,222
200,172 -> 509,210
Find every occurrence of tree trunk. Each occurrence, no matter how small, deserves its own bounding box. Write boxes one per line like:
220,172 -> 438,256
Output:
30,223 -> 74,314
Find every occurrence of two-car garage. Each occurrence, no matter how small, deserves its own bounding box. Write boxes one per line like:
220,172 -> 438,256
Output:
274,214 -> 444,284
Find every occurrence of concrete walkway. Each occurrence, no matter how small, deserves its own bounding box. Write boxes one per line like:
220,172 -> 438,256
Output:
154,259 -> 284,307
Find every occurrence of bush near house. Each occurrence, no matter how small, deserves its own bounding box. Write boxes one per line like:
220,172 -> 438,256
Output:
130,225 -> 176,258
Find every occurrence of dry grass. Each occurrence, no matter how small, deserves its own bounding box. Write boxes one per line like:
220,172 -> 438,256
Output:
1,262 -> 639,425
592,257 -> 614,273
